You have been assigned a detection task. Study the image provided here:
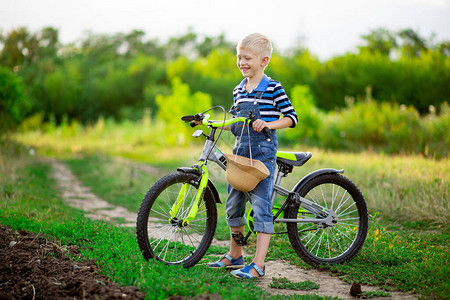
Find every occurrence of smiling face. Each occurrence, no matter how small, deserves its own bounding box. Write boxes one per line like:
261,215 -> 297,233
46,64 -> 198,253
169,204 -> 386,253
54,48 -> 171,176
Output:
236,48 -> 269,79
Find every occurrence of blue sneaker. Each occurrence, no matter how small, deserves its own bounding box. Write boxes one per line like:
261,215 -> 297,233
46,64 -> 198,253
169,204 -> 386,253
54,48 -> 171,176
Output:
208,254 -> 245,269
231,262 -> 265,279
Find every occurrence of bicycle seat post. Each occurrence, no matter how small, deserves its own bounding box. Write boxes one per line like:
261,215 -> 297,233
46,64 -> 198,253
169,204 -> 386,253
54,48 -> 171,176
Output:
271,165 -> 287,208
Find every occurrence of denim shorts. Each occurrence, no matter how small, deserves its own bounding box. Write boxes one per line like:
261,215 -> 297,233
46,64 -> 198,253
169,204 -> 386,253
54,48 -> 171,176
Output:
225,101 -> 278,234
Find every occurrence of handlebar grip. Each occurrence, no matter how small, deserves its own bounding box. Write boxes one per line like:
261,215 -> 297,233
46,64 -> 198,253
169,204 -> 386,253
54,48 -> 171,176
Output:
262,127 -> 271,138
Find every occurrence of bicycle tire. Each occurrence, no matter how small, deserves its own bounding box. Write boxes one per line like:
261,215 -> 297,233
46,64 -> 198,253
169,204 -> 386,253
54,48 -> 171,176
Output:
286,173 -> 368,266
136,171 -> 217,268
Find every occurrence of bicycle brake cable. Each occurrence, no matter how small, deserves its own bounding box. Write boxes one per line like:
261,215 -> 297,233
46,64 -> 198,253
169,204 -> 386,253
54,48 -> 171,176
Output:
199,105 -> 227,163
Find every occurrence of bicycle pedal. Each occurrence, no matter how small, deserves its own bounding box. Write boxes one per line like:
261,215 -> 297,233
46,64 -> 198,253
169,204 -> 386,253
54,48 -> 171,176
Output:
231,231 -> 247,246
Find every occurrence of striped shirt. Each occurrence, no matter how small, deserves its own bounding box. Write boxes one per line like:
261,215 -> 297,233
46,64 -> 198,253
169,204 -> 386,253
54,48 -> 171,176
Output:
232,75 -> 298,127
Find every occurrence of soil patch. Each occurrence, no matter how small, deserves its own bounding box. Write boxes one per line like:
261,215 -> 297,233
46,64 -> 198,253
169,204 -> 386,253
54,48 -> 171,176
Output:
0,224 -> 146,300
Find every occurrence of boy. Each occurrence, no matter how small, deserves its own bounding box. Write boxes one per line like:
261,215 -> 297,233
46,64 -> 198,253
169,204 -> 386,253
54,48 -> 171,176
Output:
208,33 -> 298,279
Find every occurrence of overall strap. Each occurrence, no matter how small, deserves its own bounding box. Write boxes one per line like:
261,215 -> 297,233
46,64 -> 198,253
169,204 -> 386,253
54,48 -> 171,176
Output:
254,91 -> 264,100
234,117 -> 254,166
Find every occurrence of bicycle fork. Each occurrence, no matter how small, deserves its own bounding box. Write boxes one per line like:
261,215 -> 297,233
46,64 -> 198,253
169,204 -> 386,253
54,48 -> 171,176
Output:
169,162 -> 209,226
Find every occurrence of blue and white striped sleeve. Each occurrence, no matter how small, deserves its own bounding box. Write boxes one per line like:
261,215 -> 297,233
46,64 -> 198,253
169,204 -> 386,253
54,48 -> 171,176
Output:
273,83 -> 298,128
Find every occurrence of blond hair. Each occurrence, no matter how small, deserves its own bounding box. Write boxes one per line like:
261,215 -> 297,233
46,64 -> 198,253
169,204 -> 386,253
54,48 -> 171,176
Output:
237,33 -> 273,59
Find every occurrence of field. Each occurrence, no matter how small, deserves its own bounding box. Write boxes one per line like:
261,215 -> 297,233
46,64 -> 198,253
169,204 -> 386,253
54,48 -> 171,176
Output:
1,128 -> 449,299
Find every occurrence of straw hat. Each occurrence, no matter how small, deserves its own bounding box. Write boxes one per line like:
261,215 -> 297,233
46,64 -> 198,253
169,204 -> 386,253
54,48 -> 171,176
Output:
225,154 -> 270,192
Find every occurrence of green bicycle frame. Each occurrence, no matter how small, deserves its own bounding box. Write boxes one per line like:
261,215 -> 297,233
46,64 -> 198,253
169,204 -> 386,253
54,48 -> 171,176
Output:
169,162 -> 209,226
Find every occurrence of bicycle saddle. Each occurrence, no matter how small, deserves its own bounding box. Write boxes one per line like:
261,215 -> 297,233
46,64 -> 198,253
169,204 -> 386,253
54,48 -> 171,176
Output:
276,151 -> 312,167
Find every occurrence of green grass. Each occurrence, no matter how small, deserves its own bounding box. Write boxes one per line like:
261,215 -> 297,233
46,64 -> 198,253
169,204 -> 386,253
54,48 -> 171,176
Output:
270,278 -> 320,291
358,290 -> 392,298
2,135 -> 449,299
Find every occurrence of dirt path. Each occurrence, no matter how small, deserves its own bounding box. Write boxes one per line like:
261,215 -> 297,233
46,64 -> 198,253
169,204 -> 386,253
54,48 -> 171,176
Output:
48,157 -> 417,299
48,157 -> 138,227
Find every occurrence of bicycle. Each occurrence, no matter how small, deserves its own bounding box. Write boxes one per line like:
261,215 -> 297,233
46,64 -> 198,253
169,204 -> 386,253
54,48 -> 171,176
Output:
136,106 -> 369,268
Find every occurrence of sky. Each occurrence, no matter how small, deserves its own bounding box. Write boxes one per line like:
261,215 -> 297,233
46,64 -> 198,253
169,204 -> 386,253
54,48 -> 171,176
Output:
1,0 -> 449,60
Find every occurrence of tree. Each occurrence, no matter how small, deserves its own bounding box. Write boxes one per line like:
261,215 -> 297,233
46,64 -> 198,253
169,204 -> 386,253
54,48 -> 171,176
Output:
37,27 -> 60,58
196,33 -> 234,57
359,28 -> 397,56
397,28 -> 428,57
436,41 -> 450,56
0,27 -> 39,68
0,66 -> 30,131
123,30 -> 164,59
165,29 -> 198,60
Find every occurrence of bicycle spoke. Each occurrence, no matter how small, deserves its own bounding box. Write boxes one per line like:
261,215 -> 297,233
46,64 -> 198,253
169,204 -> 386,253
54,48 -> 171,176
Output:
147,224 -> 172,238
179,194 -> 196,219
151,225 -> 173,247
176,185 -> 194,219
183,227 -> 199,248
179,229 -> 187,260
305,191 -> 320,206
297,224 -> 316,234
160,227 -> 177,261
338,222 -> 360,228
187,225 -> 205,236
313,230 -> 326,256
189,217 -> 208,224
335,191 -> 352,213
337,201 -> 357,216
149,225 -> 173,244
333,225 -> 355,245
149,207 -> 171,219
326,229 -> 331,258
303,228 -> 320,247
330,184 -> 337,211
319,185 -> 328,209
338,217 -> 359,223
196,207 -> 207,215
171,229 -> 180,262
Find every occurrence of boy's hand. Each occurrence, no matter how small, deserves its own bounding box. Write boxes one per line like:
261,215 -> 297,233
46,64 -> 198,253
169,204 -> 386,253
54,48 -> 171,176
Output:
252,119 -> 269,133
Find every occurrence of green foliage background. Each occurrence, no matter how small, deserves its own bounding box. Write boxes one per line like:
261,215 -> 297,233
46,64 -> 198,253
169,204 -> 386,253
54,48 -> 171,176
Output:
0,66 -> 30,130
1,26 -> 449,157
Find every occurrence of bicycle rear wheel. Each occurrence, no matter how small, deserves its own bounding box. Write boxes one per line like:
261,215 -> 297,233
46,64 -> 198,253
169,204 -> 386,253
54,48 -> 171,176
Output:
286,173 -> 368,266
136,171 -> 217,268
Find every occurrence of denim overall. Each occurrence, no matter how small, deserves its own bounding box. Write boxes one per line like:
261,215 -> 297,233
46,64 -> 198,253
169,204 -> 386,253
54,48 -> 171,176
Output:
226,94 -> 278,234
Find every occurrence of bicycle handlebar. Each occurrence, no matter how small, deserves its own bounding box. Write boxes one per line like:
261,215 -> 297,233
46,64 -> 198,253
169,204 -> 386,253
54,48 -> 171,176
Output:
201,114 -> 246,127
181,113 -> 271,138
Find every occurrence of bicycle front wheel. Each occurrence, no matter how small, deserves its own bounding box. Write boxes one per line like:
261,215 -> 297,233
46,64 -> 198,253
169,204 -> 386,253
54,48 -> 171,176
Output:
286,173 -> 368,266
136,171 -> 217,268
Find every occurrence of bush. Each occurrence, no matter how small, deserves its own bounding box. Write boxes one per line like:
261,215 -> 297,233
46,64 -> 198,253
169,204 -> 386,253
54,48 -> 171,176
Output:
280,84 -> 323,145
314,51 -> 450,113
155,77 -> 212,145
422,102 -> 450,158
320,97 -> 422,152
318,93 -> 449,157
